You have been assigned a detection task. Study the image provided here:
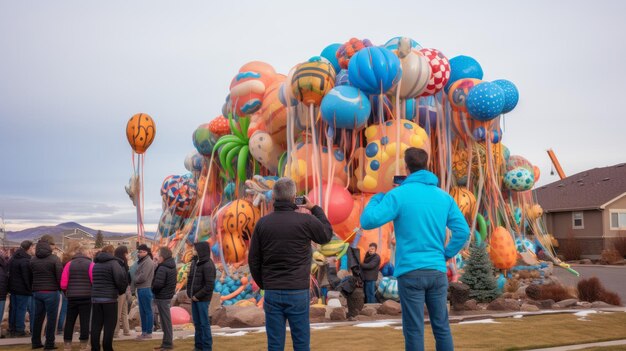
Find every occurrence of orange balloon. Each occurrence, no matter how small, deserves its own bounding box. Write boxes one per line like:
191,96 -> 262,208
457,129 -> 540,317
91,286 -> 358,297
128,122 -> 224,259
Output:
222,232 -> 247,264
126,113 -> 156,154
222,200 -> 260,241
450,186 -> 476,220
489,226 -> 518,269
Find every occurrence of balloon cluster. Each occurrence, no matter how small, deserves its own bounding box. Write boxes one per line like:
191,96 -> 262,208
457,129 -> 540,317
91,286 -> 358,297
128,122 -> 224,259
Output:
150,35 -> 559,308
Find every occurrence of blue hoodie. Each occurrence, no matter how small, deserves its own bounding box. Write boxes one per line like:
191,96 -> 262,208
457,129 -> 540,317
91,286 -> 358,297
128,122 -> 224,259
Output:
360,170 -> 470,277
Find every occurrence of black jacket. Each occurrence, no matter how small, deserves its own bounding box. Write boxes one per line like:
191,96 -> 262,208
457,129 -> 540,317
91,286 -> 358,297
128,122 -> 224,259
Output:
64,254 -> 93,299
0,255 -> 8,299
8,249 -> 32,295
91,252 -> 128,300
361,252 -> 381,282
30,241 -> 63,292
186,242 -> 216,302
152,257 -> 177,300
248,202 -> 333,290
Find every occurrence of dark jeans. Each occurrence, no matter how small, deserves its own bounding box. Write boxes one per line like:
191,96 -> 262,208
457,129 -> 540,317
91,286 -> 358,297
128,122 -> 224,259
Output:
64,297 -> 92,342
191,300 -> 212,351
137,288 -> 153,334
154,299 -> 173,349
0,299 -> 5,332
91,302 -> 118,351
57,294 -> 68,332
263,289 -> 310,351
9,294 -> 31,333
364,280 -> 377,303
31,291 -> 60,349
397,269 -> 453,351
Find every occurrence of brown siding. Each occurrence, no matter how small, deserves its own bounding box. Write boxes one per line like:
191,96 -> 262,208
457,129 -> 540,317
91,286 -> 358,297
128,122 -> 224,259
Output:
603,194 -> 626,238
549,210 -> 603,239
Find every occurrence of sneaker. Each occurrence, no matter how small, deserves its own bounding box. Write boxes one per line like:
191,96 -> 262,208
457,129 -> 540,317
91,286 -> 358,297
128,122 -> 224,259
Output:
135,334 -> 146,340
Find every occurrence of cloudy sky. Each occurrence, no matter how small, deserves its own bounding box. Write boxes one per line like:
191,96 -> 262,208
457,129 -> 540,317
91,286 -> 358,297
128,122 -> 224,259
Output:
1,0 -> 625,232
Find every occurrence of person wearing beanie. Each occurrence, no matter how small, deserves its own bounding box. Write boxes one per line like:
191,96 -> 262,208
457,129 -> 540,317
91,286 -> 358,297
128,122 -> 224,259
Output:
90,245 -> 128,351
8,240 -> 34,337
133,243 -> 155,340
30,236 -> 63,350
186,242 -> 216,351
151,247 -> 177,350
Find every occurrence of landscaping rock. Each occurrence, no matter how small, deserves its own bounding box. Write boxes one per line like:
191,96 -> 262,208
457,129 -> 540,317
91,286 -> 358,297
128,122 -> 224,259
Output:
554,299 -> 579,309
576,301 -> 592,309
128,306 -> 140,329
504,299 -> 521,311
448,282 -> 470,307
359,306 -> 377,317
539,299 -> 556,309
310,306 -> 326,323
516,285 -> 528,298
209,294 -> 221,317
463,299 -> 479,311
378,300 -> 402,315
591,301 -> 614,308
579,259 -> 592,264
228,306 -> 266,328
327,298 -> 342,308
329,307 -> 346,321
487,298 -> 507,311
521,303 -> 540,312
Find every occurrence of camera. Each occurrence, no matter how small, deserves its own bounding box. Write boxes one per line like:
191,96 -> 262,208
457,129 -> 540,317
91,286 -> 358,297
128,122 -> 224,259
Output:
294,196 -> 306,206
393,175 -> 407,185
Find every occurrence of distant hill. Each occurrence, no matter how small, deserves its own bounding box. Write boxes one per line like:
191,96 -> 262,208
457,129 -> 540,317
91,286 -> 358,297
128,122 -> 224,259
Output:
7,222 -> 156,242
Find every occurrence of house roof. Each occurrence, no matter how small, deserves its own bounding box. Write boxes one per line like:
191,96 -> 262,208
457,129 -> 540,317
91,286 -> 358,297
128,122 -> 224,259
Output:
63,228 -> 94,240
535,163 -> 626,212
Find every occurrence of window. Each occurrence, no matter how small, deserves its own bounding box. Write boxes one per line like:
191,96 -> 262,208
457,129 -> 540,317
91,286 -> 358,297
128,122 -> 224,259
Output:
572,212 -> 584,229
610,210 -> 626,230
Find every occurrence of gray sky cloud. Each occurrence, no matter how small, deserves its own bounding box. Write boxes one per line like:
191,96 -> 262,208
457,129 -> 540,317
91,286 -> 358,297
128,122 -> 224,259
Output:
1,0 -> 625,230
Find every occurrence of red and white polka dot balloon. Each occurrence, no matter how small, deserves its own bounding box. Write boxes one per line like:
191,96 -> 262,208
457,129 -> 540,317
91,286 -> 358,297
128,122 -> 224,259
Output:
209,115 -> 231,137
418,48 -> 450,96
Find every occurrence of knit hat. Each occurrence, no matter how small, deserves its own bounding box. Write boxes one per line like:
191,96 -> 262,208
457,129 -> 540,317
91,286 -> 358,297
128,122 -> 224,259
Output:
137,244 -> 150,252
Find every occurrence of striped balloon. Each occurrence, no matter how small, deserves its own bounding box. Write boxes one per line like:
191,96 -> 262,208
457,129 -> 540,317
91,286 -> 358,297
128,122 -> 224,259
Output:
398,50 -> 431,99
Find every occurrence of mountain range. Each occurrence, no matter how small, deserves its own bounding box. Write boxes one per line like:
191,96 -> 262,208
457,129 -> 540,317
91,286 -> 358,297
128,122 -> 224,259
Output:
6,222 -> 156,243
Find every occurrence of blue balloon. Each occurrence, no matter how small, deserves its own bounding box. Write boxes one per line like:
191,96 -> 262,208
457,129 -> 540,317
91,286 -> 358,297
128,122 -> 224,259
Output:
335,69 -> 350,86
320,43 -> 342,74
492,79 -> 519,114
321,85 -> 371,129
445,55 -> 483,93
278,83 -> 298,107
417,95 -> 438,132
383,36 -> 421,51
404,98 -> 417,120
369,94 -> 393,123
348,47 -> 402,95
466,82 -> 505,121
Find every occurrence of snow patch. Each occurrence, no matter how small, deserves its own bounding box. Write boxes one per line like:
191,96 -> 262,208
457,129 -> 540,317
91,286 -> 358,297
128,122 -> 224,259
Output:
459,319 -> 500,325
354,321 -> 396,328
213,331 -> 248,337
513,315 -> 524,319
574,310 -> 597,318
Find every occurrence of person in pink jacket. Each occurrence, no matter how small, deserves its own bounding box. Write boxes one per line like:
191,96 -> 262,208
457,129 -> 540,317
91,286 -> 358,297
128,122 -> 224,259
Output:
60,246 -> 94,351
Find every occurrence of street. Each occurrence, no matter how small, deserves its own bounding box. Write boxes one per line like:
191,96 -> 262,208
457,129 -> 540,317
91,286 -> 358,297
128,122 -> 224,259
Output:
553,264 -> 626,304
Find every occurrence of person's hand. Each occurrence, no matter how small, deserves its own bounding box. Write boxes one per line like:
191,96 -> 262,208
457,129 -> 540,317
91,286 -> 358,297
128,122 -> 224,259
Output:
302,195 -> 316,211
326,256 -> 337,265
192,296 -> 199,302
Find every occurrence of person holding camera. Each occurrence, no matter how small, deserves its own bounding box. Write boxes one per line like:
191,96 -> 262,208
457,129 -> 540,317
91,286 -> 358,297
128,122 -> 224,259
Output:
248,177 -> 333,351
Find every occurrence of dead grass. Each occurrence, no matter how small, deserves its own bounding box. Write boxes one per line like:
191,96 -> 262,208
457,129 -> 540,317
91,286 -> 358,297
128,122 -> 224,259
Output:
3,313 -> 626,351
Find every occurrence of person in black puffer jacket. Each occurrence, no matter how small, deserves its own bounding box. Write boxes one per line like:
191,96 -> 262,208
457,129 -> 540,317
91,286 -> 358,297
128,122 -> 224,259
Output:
186,241 -> 216,351
60,246 -> 94,351
30,237 -> 63,350
360,243 -> 381,304
8,240 -> 34,337
90,245 -> 128,351
152,247 -> 177,350
0,251 -> 9,338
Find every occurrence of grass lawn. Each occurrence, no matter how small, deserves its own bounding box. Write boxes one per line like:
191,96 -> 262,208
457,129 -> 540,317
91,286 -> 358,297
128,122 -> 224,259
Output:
4,312 -> 626,351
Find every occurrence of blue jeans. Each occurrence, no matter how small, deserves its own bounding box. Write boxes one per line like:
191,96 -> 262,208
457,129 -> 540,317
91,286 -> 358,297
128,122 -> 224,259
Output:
137,288 -> 154,334
31,291 -> 60,349
10,294 -> 31,333
364,280 -> 377,303
0,300 -> 5,332
264,289 -> 310,351
57,294 -> 68,332
191,300 -> 212,351
397,269 -> 453,351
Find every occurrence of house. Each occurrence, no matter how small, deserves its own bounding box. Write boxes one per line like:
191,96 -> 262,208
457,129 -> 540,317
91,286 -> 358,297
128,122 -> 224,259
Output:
62,228 -> 96,251
535,163 -> 626,257
104,235 -> 139,249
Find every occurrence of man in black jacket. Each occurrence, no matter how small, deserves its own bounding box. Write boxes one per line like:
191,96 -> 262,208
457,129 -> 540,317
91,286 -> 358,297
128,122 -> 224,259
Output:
360,243 -> 381,304
8,240 -> 34,337
0,249 -> 9,338
90,245 -> 128,351
152,247 -> 177,351
248,177 -> 333,351
30,236 -> 63,350
186,241 -> 216,351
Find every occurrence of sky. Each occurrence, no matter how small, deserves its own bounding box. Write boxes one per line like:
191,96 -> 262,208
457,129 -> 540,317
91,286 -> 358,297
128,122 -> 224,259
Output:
1,0 -> 625,232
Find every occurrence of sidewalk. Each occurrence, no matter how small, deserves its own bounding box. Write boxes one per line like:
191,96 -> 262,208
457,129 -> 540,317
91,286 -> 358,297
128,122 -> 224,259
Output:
527,339 -> 626,350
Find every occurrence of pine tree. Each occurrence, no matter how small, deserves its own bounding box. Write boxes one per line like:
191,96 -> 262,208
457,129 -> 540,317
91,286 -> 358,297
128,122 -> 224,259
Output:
94,230 -> 104,249
460,241 -> 500,302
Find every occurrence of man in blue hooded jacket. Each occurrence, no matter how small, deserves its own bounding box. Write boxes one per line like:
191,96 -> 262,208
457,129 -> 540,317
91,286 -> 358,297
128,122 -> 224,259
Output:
360,147 -> 470,351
